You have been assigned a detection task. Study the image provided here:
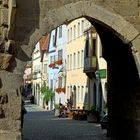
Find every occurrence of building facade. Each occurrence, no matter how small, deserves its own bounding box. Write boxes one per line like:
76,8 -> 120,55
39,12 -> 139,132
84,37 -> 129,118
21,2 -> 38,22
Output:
66,18 -> 107,114
48,25 -> 67,108
32,35 -> 49,108
83,23 -> 107,115
32,42 -> 42,105
66,18 -> 90,110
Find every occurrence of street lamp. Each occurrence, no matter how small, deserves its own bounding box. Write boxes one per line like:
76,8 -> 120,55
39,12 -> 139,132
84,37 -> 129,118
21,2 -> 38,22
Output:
95,70 -> 99,79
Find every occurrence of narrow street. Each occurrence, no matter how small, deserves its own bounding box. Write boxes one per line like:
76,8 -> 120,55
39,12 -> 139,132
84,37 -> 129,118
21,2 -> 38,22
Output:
22,103 -> 106,140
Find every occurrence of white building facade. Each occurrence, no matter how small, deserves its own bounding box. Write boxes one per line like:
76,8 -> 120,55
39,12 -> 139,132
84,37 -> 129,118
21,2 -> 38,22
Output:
48,25 -> 67,108
32,42 -> 42,106
32,35 -> 49,108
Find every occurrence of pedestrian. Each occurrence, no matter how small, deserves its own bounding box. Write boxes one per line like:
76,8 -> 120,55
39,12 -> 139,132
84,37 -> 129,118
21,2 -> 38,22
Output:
20,82 -> 25,97
21,90 -> 27,133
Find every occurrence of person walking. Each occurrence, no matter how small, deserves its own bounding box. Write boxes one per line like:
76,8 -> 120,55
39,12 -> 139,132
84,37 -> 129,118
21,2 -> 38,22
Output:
21,96 -> 27,130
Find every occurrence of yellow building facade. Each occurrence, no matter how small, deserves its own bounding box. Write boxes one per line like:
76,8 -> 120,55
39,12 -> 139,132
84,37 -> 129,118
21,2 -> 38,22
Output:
66,18 -> 91,109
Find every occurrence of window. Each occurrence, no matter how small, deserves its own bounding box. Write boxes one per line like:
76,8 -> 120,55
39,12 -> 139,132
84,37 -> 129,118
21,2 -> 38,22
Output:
85,86 -> 88,103
70,86 -> 72,101
50,55 -> 55,63
74,25 -> 76,39
67,55 -> 69,70
68,29 -> 69,42
73,53 -> 76,69
70,54 -> 72,69
85,93 -> 88,103
58,49 -> 63,60
50,79 -> 53,90
77,51 -> 80,68
81,50 -> 84,67
94,83 -> 97,106
58,77 -> 62,87
35,65 -> 41,72
67,86 -> 69,99
81,86 -> 84,102
54,55 -> 56,62
53,35 -> 55,46
78,22 -> 80,36
92,38 -> 96,56
77,86 -> 80,103
81,20 -> 84,33
85,32 -> 89,58
53,29 -> 57,47
44,64 -> 47,73
59,26 -> 62,38
70,27 -> 72,41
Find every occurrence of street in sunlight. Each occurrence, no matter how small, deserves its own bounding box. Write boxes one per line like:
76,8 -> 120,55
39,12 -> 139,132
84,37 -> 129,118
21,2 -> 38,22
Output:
22,103 -> 106,140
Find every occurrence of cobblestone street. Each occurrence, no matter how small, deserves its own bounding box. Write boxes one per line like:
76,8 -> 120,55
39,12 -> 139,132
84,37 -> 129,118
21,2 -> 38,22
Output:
22,104 -> 106,140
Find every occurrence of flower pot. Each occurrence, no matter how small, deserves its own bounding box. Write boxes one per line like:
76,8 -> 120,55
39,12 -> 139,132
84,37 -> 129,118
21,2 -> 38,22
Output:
55,108 -> 60,117
87,112 -> 98,123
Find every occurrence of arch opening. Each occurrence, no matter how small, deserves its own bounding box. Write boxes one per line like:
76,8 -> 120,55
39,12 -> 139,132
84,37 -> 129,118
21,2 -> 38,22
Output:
1,1 -> 140,140
28,16 -> 140,139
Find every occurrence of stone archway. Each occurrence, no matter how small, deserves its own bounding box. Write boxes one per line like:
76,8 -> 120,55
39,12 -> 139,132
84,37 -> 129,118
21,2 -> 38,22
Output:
0,1 -> 140,140
19,1 -> 140,74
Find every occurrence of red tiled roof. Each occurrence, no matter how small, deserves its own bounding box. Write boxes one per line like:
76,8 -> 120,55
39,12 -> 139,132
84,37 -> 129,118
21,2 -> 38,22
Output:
39,34 -> 50,51
39,34 -> 50,62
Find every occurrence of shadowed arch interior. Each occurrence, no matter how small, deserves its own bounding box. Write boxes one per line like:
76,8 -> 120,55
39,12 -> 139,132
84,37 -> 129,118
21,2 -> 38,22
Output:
5,1 -> 140,139
87,18 -> 140,139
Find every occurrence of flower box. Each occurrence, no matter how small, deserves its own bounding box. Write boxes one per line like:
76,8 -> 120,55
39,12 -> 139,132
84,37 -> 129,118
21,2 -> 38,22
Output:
55,87 -> 65,93
55,59 -> 62,65
61,87 -> 65,93
48,63 -> 55,68
55,88 -> 62,93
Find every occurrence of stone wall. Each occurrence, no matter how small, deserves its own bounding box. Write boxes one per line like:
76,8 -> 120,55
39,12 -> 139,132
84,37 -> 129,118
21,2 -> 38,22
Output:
0,0 -> 140,140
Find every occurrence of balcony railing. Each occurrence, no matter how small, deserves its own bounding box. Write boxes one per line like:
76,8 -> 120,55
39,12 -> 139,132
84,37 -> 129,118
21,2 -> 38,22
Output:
83,56 -> 97,78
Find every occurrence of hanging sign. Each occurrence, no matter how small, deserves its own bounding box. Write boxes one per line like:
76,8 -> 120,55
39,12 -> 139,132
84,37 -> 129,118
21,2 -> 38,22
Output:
99,69 -> 106,78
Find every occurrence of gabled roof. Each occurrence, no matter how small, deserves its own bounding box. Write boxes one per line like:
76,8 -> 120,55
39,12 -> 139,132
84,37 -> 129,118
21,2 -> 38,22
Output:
39,34 -> 50,51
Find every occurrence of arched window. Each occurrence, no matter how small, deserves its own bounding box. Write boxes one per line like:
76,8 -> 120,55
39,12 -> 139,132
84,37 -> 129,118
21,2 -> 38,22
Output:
81,50 -> 84,67
68,29 -> 69,42
77,51 -> 80,68
73,53 -> 76,69
70,27 -> 72,41
81,20 -> 84,33
74,25 -> 76,39
67,55 -> 69,70
78,22 -> 80,37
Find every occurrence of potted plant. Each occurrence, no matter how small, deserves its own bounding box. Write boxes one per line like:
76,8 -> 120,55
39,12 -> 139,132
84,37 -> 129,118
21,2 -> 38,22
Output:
40,82 -> 55,109
87,106 -> 100,123
54,103 -> 60,117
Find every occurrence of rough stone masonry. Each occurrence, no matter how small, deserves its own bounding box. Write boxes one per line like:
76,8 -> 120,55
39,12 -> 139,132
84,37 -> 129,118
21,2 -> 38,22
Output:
0,0 -> 140,140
